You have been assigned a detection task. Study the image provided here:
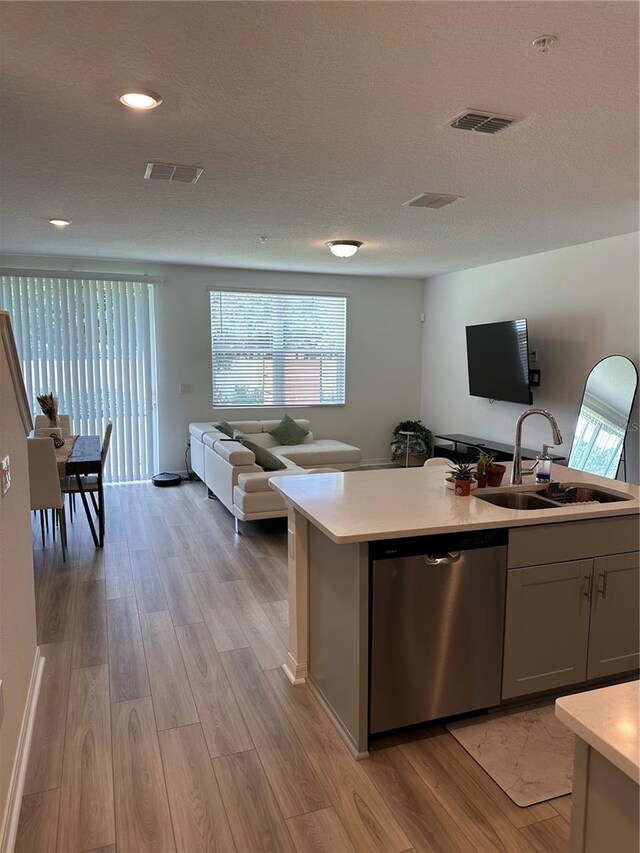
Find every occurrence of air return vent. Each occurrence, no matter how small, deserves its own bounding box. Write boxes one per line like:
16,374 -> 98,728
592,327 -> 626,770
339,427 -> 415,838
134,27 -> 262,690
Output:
144,162 -> 204,183
404,192 -> 465,210
448,110 -> 523,134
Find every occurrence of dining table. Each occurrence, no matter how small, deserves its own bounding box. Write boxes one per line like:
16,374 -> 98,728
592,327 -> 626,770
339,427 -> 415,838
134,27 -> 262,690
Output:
55,434 -> 104,547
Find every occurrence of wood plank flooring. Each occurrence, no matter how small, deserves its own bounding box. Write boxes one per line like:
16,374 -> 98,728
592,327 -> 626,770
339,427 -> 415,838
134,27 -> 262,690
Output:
18,480 -> 572,852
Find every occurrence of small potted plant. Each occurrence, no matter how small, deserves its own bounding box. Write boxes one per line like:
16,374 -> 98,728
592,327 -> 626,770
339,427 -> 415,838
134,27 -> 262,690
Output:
391,419 -> 433,467
447,461 -> 476,496
486,456 -> 507,487
475,450 -> 493,488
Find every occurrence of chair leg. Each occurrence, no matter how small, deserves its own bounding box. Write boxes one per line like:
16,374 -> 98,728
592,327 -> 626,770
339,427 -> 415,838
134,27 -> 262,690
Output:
39,511 -> 45,547
59,506 -> 67,562
51,509 -> 56,542
44,509 -> 49,533
69,492 -> 75,521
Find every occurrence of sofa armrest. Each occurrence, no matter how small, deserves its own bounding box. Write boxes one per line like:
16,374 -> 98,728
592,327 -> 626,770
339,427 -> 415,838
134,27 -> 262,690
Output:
211,439 -> 256,466
237,467 -> 340,493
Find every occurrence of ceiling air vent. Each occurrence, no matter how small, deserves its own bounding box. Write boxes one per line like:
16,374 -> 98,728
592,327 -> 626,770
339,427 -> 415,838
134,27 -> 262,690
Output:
448,110 -> 523,135
144,162 -> 204,183
404,192 -> 464,210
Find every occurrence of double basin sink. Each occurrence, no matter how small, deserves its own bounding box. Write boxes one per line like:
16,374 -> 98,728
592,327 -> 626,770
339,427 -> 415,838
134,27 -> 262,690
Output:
475,482 -> 633,511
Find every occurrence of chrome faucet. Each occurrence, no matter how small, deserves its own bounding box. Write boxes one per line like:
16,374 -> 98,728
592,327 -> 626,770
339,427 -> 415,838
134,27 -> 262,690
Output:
511,408 -> 563,485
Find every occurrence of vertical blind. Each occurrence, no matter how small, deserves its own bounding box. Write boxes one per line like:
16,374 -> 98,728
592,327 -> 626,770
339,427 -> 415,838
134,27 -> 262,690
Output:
210,289 -> 347,407
0,274 -> 157,482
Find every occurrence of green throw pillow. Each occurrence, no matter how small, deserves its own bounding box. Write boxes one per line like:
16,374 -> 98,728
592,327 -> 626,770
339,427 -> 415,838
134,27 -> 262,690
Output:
268,414 -> 309,446
233,431 -> 287,471
212,420 -> 235,438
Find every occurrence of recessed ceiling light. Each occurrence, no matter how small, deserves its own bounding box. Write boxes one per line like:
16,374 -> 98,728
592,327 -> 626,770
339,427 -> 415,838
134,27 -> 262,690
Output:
48,218 -> 71,227
118,89 -> 162,110
327,240 -> 362,258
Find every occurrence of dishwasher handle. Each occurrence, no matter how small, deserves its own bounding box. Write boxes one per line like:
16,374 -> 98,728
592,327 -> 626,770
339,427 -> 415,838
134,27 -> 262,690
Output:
423,551 -> 461,565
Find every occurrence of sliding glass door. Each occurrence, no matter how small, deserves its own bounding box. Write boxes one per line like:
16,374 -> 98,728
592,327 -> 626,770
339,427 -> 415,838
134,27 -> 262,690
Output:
0,273 -> 158,482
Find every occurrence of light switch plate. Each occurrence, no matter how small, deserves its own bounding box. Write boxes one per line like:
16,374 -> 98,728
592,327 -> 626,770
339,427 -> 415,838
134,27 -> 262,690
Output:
1,456 -> 10,496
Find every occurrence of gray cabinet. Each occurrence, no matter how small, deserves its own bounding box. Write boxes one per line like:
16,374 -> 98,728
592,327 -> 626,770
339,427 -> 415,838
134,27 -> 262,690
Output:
503,551 -> 640,700
587,552 -> 640,680
503,559 -> 592,699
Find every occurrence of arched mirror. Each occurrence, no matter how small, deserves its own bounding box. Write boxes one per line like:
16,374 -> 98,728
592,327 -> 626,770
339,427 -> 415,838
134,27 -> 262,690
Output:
568,355 -> 638,480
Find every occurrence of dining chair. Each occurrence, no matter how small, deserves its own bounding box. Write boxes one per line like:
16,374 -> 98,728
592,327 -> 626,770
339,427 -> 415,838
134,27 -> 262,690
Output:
34,413 -> 72,435
61,421 -> 112,534
28,436 -> 67,561
423,457 -> 450,467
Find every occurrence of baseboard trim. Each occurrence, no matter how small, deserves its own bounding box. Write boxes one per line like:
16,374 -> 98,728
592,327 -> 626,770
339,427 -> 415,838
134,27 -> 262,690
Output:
282,653 -> 307,685
0,648 -> 45,853
307,676 -> 369,760
359,458 -> 394,470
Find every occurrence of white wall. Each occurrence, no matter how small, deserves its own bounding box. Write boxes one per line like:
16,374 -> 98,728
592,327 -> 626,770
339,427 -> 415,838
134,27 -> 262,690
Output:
0,320 -> 37,835
420,232 -> 640,483
0,256 -> 425,469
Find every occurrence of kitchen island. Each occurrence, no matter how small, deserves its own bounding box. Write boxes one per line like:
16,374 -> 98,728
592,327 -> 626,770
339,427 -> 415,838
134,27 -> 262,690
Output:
271,463 -> 640,757
556,681 -> 639,852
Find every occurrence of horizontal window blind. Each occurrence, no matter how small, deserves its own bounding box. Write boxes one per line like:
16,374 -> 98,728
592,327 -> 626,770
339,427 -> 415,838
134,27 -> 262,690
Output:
0,274 -> 157,482
210,289 -> 347,407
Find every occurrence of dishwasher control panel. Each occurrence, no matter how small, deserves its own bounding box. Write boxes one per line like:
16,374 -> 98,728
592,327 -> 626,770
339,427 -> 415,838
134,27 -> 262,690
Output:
370,528 -> 508,560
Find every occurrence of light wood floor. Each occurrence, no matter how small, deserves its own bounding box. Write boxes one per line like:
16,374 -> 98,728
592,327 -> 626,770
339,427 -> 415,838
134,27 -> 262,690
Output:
17,480 -> 571,853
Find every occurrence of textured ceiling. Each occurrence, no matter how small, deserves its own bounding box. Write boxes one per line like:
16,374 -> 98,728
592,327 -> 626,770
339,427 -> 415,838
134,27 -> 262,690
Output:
0,1 -> 638,277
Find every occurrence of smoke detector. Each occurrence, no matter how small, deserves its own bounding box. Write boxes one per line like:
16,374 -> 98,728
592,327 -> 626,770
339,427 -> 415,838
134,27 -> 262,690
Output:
144,163 -> 203,183
404,192 -> 465,210
448,110 -> 524,135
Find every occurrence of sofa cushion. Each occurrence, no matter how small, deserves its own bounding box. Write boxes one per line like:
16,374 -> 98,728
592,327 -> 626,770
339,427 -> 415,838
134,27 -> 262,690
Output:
237,467 -> 306,493
260,418 -> 311,433
239,432 -> 278,449
212,420 -> 235,438
234,432 -> 287,471
268,414 -> 310,446
227,420 -> 264,435
271,439 -> 361,467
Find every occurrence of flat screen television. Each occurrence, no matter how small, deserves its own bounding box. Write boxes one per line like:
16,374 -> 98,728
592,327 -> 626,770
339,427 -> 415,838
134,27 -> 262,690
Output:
466,319 -> 532,405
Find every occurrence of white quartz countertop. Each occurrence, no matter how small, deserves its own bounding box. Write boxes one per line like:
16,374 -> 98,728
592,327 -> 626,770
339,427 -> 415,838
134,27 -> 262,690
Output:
555,681 -> 640,783
270,462 -> 640,543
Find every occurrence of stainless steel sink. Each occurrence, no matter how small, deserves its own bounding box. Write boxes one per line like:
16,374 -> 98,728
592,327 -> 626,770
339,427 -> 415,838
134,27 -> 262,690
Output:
536,482 -> 634,504
474,481 -> 634,511
475,492 -> 560,510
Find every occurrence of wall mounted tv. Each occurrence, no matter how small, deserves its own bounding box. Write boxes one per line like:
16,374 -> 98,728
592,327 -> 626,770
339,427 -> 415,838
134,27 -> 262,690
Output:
466,319 -> 532,405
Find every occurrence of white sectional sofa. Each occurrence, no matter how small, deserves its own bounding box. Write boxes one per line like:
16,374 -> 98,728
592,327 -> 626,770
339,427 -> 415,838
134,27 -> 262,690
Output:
189,419 -> 361,531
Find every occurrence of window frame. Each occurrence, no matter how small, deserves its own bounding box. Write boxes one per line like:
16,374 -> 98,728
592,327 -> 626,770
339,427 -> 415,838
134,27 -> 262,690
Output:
208,285 -> 349,409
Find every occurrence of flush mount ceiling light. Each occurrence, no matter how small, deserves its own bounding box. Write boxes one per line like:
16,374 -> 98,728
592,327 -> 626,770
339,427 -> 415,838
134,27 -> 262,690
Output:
117,89 -> 162,110
48,218 -> 71,227
327,240 -> 362,258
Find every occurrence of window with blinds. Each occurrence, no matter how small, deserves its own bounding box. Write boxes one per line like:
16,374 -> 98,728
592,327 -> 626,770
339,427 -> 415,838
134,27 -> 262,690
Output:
0,273 -> 157,482
210,289 -> 347,407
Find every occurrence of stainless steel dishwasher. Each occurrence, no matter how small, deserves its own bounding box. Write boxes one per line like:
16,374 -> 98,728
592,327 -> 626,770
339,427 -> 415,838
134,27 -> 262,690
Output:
370,529 -> 507,733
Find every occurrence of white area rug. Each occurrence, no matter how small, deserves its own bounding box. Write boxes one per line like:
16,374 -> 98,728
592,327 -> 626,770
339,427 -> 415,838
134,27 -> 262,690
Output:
446,702 -> 574,807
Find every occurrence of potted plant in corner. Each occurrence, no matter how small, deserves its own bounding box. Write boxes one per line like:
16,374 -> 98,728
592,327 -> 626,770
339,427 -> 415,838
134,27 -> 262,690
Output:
391,419 -> 433,467
447,461 -> 476,496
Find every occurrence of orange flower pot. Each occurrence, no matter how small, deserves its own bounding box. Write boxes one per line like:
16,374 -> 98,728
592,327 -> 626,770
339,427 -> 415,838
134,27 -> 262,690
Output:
454,479 -> 472,496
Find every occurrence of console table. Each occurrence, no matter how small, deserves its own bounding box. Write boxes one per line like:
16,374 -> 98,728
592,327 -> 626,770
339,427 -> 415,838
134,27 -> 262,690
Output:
434,432 -> 566,463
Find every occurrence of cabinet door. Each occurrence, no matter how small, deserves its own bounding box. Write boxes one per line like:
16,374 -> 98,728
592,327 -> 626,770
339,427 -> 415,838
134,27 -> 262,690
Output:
587,552 -> 640,680
502,560 -> 592,699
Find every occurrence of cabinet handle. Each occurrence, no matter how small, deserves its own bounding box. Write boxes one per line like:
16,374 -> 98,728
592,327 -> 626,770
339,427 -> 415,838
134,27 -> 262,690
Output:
424,551 -> 461,565
582,573 -> 593,602
597,571 -> 608,599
